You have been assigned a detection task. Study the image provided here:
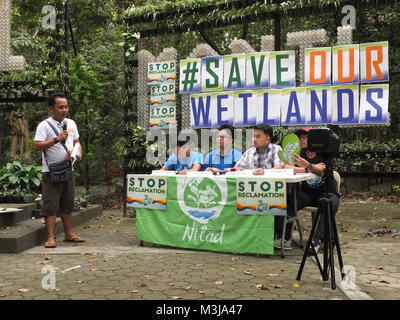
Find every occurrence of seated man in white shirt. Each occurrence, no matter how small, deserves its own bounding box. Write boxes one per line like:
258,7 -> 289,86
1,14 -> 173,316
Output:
234,124 -> 284,174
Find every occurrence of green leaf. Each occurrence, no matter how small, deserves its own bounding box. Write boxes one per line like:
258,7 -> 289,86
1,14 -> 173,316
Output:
31,177 -> 41,187
9,176 -> 18,184
21,177 -> 29,184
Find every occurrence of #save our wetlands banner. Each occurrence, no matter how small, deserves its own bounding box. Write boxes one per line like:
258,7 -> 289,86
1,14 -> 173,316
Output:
136,176 -> 274,255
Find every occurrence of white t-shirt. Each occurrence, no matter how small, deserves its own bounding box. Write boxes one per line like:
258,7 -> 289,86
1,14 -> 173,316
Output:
34,117 -> 79,172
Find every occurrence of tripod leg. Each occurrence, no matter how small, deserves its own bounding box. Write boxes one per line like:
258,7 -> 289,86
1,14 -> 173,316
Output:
331,206 -> 345,279
296,211 -> 324,280
322,200 -> 329,281
326,201 -> 336,290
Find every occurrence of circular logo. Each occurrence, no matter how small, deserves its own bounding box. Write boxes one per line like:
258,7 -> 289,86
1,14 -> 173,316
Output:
177,177 -> 227,224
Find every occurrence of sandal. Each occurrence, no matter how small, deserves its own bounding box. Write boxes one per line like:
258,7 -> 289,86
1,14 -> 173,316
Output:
44,240 -> 57,248
63,236 -> 85,243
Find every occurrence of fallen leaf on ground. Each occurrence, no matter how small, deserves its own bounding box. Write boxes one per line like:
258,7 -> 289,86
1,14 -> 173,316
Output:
243,271 -> 252,275
353,238 -> 359,240
329,297 -> 343,300
292,282 -> 300,288
143,275 -> 150,278
131,290 -> 138,293
267,273 -> 278,277
77,280 -> 86,283
90,268 -> 97,272
196,264 -> 203,267
379,280 -> 390,284
18,288 -> 29,293
229,267 -> 236,271
376,266 -> 384,270
260,285 -> 269,290
2,226 -> 10,230
139,282 -> 147,287
256,284 -> 263,289
231,258 -> 239,261
366,278 -> 376,284
0,294 -> 6,298
384,252 -> 391,256
88,255 -> 96,259
215,281 -> 223,285
198,290 -> 205,294
172,296 -> 181,300
274,285 -> 283,289
296,260 -> 302,264
168,283 -> 175,286
80,252 -> 88,255
184,286 -> 192,290
158,256 -> 165,259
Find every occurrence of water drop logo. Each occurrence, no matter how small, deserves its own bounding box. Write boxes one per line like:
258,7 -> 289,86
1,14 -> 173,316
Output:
177,177 -> 227,224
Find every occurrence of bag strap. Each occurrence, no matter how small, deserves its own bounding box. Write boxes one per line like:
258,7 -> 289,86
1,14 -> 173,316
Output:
43,120 -> 69,165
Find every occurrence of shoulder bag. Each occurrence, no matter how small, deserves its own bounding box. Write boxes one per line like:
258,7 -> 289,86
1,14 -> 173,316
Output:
44,120 -> 74,183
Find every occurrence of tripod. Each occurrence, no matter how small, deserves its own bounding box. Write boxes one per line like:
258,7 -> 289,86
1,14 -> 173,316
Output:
296,158 -> 345,290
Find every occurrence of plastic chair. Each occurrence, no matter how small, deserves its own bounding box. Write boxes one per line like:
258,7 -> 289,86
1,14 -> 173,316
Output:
299,171 -> 341,231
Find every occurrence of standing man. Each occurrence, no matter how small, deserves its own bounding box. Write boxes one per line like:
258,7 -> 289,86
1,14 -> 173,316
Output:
234,124 -> 284,174
34,92 -> 84,248
202,124 -> 242,173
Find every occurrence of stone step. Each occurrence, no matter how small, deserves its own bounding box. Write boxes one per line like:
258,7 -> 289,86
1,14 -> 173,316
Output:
0,205 -> 103,253
0,203 -> 36,228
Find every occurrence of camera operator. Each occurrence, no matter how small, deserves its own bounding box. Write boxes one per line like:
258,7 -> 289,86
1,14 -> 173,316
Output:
277,127 -> 340,253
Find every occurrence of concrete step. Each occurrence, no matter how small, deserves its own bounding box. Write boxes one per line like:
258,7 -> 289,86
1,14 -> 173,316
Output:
0,205 -> 103,253
0,203 -> 36,228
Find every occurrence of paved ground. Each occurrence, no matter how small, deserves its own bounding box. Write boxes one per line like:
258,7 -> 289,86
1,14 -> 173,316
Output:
0,199 -> 399,301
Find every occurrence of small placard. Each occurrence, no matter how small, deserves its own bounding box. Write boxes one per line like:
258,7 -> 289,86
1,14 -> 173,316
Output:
147,61 -> 176,85
236,178 -> 287,215
127,175 -> 168,210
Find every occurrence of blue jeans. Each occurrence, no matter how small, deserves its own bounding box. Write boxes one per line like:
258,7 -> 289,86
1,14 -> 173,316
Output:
275,190 -> 340,241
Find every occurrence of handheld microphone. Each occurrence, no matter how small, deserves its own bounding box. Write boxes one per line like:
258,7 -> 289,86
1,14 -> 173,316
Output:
62,120 -> 68,131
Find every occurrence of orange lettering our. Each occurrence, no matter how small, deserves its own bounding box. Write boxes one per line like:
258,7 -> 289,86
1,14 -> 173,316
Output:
338,48 -> 355,82
366,46 -> 384,80
310,51 -> 326,83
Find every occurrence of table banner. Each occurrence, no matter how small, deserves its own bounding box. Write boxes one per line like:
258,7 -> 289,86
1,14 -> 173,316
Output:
236,178 -> 287,215
127,175 -> 168,210
136,176 -> 274,255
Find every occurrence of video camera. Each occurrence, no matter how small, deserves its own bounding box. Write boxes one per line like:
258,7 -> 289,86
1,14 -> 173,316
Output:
306,128 -> 339,155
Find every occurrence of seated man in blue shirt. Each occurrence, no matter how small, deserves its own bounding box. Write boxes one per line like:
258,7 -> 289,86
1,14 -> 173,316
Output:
202,124 -> 242,173
161,139 -> 203,175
